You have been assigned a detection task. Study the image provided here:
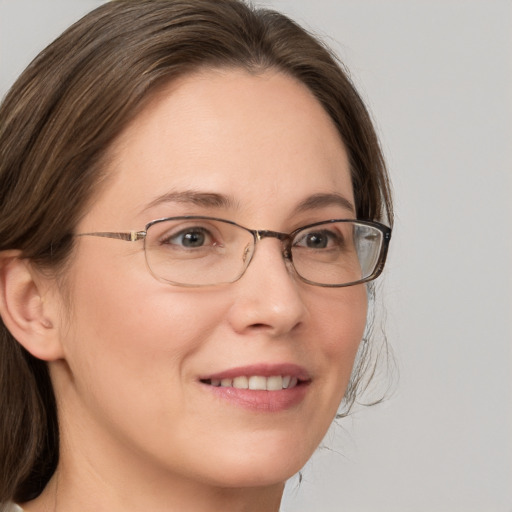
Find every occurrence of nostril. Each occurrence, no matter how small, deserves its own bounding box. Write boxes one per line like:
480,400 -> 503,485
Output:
249,323 -> 267,329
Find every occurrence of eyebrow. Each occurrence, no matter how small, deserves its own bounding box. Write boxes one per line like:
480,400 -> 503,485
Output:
295,193 -> 355,215
142,190 -> 355,215
143,190 -> 240,212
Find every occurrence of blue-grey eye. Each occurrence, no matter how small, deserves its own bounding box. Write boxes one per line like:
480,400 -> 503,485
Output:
165,227 -> 212,248
304,232 -> 328,248
180,230 -> 206,247
295,230 -> 339,249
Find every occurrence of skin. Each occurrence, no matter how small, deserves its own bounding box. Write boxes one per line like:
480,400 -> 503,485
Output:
22,68 -> 368,512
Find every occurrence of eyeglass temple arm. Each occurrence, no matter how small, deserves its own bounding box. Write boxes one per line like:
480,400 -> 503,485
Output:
76,231 -> 146,242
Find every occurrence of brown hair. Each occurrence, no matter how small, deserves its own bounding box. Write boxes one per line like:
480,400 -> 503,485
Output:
0,0 -> 393,504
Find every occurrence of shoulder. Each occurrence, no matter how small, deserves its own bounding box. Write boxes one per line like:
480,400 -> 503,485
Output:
4,505 -> 24,512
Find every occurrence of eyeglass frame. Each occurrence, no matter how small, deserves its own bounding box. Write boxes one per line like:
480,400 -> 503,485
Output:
76,216 -> 392,288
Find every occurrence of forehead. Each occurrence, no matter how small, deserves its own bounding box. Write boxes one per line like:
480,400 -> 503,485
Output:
84,68 -> 354,228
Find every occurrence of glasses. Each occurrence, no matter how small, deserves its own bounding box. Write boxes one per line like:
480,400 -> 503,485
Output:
77,216 -> 391,287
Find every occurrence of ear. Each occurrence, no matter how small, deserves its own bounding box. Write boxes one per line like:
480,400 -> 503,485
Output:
0,251 -> 64,361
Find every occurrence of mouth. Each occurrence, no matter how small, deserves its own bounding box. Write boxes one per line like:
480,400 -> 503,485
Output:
199,364 -> 311,412
201,375 -> 302,390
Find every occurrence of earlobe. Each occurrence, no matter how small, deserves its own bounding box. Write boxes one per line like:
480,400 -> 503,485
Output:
0,251 -> 64,361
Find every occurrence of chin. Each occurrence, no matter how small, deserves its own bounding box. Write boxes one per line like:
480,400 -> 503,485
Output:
206,461 -> 302,489
191,434 -> 317,489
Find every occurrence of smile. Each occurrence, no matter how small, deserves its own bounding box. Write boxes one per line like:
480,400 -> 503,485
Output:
203,375 -> 299,390
199,364 -> 311,412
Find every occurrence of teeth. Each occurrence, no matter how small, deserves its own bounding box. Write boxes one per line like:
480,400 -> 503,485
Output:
233,376 -> 249,389
248,376 -> 267,390
266,376 -> 283,391
210,375 -> 299,390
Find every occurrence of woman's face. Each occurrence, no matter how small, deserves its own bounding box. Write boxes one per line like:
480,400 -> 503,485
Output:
51,69 -> 367,489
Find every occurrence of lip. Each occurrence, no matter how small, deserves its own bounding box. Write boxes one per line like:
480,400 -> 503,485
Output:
199,363 -> 311,412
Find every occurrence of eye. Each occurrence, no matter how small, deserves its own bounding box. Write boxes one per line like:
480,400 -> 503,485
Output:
177,229 -> 207,247
294,229 -> 342,250
161,226 -> 217,249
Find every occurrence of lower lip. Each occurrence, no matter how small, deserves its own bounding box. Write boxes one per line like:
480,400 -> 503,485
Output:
202,383 -> 310,412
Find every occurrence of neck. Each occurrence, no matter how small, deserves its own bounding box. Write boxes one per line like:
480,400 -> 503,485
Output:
23,466 -> 284,512
21,411 -> 284,512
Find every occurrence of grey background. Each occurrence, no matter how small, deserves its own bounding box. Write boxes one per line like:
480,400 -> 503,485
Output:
1,1 -> 511,511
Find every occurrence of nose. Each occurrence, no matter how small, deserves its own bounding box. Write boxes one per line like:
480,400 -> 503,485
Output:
226,237 -> 308,337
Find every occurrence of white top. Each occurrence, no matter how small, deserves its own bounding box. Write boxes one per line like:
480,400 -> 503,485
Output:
6,505 -> 24,512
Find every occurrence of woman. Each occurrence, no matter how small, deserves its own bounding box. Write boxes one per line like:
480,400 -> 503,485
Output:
0,1 -> 393,511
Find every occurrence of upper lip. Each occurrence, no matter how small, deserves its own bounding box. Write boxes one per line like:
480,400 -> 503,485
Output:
199,363 -> 311,382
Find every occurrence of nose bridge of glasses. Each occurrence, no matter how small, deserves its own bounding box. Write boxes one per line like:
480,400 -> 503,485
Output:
254,230 -> 292,259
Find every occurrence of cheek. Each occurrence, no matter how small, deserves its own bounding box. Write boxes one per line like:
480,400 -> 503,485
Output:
59,247 -> 228,402
56,253 -> 235,461
310,285 -> 368,401
315,285 -> 367,358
